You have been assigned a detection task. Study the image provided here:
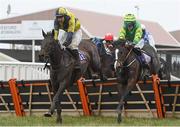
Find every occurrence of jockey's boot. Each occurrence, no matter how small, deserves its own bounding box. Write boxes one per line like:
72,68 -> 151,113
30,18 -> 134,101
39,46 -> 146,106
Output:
72,49 -> 81,70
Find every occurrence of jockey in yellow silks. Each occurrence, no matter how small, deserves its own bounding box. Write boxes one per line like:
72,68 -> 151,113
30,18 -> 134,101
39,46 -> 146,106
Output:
54,7 -> 82,67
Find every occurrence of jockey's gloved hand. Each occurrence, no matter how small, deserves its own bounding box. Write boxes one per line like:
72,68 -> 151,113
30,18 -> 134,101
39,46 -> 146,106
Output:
63,41 -> 71,47
126,42 -> 135,47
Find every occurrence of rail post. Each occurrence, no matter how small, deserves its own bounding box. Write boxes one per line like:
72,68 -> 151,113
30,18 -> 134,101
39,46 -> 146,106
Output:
152,75 -> 165,118
8,79 -> 25,116
77,78 -> 91,115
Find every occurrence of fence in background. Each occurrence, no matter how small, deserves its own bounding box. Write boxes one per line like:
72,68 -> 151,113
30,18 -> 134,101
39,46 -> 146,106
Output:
0,62 -> 49,81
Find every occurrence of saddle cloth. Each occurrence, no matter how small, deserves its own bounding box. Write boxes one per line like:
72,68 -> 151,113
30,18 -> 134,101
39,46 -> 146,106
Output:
78,51 -> 86,61
143,53 -> 151,64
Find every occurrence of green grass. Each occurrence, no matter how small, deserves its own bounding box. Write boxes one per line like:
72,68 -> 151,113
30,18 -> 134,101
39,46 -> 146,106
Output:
0,115 -> 179,126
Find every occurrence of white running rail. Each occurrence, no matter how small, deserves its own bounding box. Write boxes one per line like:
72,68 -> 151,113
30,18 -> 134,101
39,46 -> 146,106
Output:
0,62 -> 50,81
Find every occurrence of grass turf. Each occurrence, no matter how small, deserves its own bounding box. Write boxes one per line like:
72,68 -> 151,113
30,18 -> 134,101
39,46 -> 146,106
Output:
0,115 -> 180,126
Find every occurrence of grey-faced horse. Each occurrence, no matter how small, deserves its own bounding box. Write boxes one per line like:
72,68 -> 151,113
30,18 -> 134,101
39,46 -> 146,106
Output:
39,30 -> 103,123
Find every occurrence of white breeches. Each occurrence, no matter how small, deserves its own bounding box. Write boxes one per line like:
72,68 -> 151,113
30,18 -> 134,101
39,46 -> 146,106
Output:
58,29 -> 82,50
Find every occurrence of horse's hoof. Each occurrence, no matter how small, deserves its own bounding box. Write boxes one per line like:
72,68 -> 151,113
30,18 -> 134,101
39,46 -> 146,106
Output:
117,118 -> 122,124
56,118 -> 62,124
117,115 -> 122,123
44,112 -> 52,117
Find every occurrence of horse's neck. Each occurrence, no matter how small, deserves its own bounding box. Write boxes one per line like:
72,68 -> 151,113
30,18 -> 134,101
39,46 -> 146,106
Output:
49,47 -> 63,68
126,50 -> 137,64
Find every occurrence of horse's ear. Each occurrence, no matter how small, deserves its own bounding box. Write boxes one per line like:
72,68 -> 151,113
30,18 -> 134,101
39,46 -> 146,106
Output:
42,30 -> 47,38
52,29 -> 55,37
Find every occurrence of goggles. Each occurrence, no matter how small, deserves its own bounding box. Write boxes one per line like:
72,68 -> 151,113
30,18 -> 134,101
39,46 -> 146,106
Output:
125,22 -> 135,28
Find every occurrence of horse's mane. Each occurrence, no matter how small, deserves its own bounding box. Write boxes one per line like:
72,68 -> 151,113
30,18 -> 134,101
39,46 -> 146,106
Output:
46,31 -> 53,37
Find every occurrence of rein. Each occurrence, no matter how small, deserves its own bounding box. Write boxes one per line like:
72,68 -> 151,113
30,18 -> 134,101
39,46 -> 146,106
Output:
115,47 -> 136,68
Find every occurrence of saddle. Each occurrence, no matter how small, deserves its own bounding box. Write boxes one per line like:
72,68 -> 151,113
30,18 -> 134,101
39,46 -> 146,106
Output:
65,48 -> 87,67
133,48 -> 150,68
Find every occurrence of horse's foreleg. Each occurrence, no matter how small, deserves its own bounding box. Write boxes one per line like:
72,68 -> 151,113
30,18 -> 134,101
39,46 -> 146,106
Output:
56,72 -> 74,124
44,81 -> 58,117
49,80 -> 66,124
117,78 -> 137,123
56,95 -> 63,124
116,84 -> 126,123
56,81 -> 67,124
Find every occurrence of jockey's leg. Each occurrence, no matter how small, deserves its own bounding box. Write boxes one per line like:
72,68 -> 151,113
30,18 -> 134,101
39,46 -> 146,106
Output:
58,30 -> 68,46
68,29 -> 82,70
134,40 -> 148,68
138,51 -> 148,68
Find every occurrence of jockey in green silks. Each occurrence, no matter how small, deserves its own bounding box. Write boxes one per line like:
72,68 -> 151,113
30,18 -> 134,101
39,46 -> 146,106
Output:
118,13 -> 148,67
119,13 -> 142,46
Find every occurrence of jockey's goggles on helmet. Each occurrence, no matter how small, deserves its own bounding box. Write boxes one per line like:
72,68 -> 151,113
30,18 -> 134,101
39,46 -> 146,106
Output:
125,21 -> 135,29
55,10 -> 64,18
56,14 -> 64,18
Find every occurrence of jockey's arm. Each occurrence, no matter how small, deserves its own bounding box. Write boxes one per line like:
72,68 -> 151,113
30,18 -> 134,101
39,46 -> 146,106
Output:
133,27 -> 143,45
118,27 -> 126,41
63,16 -> 75,47
54,19 -> 60,40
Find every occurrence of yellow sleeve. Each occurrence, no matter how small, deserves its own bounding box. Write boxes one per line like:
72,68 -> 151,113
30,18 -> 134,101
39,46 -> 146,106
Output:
134,27 -> 142,44
119,28 -> 126,40
67,13 -> 75,32
54,29 -> 59,40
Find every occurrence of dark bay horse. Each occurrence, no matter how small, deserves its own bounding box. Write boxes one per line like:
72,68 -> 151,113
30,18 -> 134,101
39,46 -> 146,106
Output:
39,30 -> 102,123
91,38 -> 115,78
113,40 -> 160,123
91,37 -> 170,80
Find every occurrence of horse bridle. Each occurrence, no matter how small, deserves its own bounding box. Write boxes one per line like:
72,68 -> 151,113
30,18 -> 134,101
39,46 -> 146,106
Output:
114,46 -> 136,70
